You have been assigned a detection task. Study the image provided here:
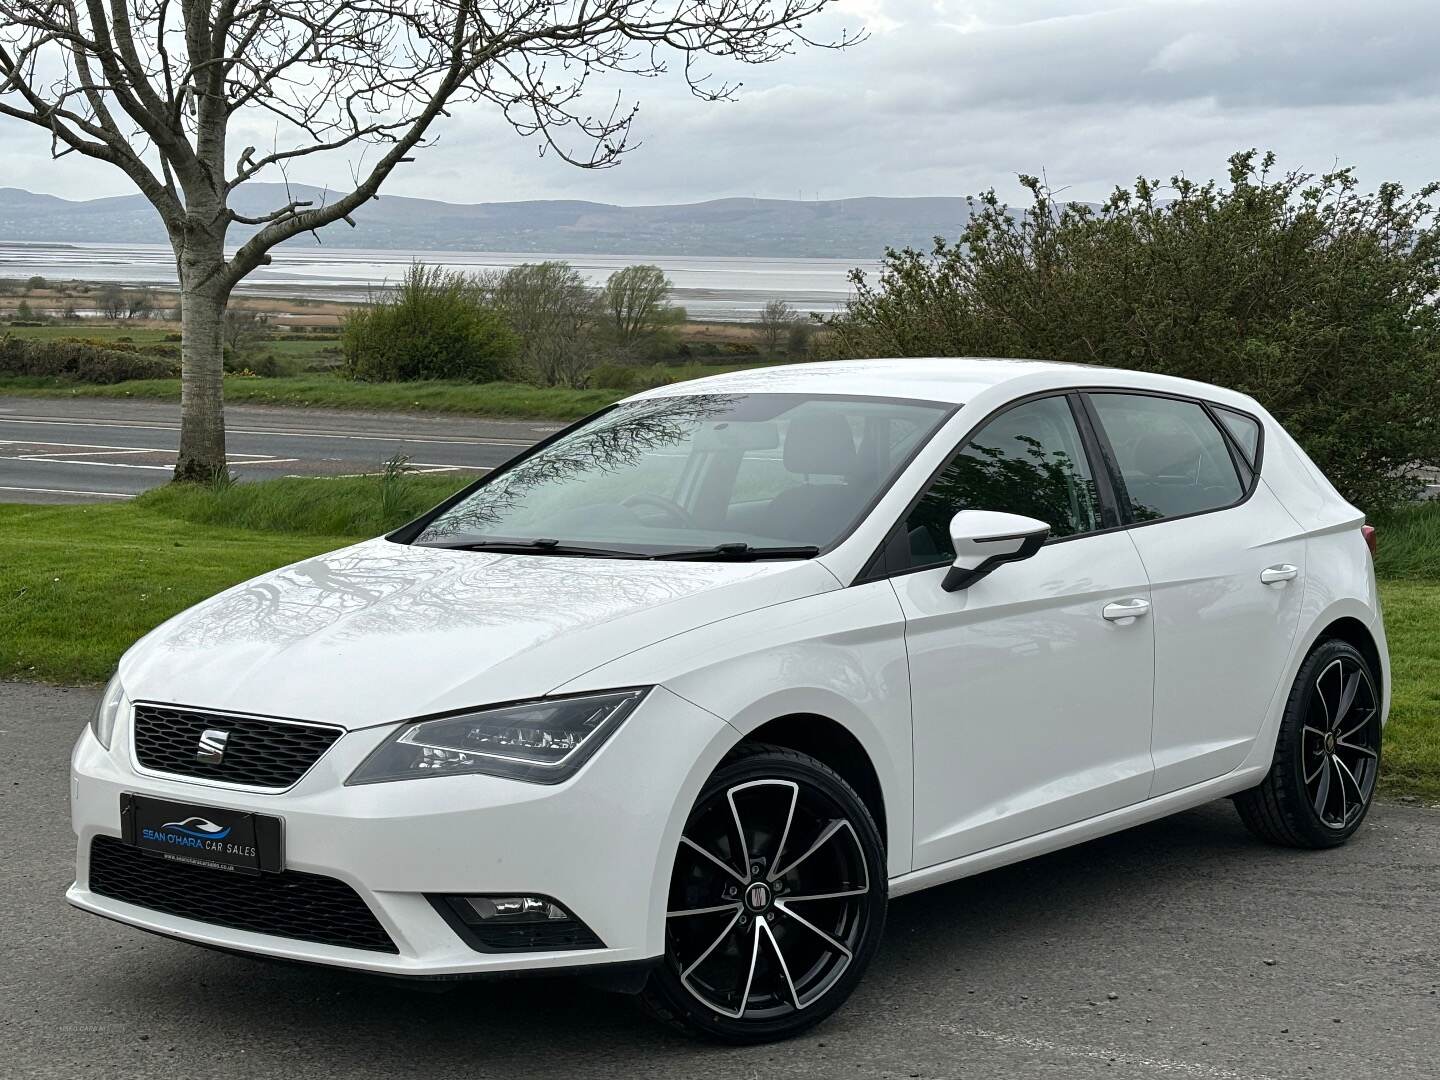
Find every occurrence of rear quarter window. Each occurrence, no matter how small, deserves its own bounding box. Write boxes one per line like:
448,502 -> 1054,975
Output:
1213,406 -> 1262,467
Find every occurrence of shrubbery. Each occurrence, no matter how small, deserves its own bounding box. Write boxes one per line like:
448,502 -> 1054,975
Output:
0,334 -> 179,382
824,151 -> 1440,511
342,264 -> 518,382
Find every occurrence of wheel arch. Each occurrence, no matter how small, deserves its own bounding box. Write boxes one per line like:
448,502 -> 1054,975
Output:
1314,615 -> 1385,707
736,713 -> 888,851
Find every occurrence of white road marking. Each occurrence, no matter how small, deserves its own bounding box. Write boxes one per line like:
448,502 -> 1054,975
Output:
6,452 -> 297,471
16,458 -> 174,471
0,484 -> 135,499
20,449 -> 160,459
0,414 -> 534,447
0,438 -> 171,453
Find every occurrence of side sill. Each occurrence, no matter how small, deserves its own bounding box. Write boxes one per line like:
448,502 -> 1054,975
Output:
887,766 -> 1268,899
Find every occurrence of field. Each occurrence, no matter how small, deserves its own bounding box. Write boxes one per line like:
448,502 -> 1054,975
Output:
0,372 -> 623,420
0,319 -> 778,420
1,477 -> 1436,799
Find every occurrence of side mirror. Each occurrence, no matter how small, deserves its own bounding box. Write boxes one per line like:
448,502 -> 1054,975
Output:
942,510 -> 1051,592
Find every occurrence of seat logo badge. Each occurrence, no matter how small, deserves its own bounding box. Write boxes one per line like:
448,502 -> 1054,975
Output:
196,728 -> 230,764
745,882 -> 772,912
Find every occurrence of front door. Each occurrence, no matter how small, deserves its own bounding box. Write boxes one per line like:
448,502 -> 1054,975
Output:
888,394 -> 1157,870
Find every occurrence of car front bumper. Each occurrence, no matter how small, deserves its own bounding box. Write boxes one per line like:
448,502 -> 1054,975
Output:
67,686 -> 734,978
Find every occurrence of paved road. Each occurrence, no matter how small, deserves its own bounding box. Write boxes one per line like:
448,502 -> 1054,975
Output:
0,396 -> 560,503
3,680 -> 1437,1080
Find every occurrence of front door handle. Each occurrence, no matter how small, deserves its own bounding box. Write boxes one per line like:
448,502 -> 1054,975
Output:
1102,598 -> 1151,622
1261,564 -> 1299,584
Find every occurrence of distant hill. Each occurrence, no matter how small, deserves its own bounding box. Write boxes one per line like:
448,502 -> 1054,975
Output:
0,185 -> 976,259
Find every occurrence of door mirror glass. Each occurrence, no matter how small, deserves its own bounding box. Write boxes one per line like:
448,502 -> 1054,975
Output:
943,510 -> 1051,592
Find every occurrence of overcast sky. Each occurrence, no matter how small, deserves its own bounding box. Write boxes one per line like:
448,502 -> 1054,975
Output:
4,0 -> 1440,207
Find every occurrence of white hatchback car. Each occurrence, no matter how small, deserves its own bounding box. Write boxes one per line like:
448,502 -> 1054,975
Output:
69,358 -> 1388,1042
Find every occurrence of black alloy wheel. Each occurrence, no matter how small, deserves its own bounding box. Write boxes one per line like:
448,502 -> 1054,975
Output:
1235,639 -> 1382,848
641,745 -> 887,1042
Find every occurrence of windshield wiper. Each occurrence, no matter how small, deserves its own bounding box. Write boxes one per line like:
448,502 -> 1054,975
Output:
651,543 -> 821,562
419,538 -> 644,559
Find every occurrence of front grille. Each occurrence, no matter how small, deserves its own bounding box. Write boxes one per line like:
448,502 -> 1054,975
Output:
89,837 -> 397,953
132,703 -> 342,789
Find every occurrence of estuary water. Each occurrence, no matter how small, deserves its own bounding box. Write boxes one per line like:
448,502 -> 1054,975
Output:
0,241 -> 877,321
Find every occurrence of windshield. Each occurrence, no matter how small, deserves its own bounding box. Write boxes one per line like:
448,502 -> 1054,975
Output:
412,393 -> 952,556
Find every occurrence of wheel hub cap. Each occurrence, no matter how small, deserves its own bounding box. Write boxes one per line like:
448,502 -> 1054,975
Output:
744,881 -> 773,913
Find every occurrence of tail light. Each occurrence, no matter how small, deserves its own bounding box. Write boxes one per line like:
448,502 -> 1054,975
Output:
1361,523 -> 1377,557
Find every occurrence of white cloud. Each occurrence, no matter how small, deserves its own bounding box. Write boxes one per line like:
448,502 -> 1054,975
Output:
1147,31 -> 1242,74
5,0 -> 1440,212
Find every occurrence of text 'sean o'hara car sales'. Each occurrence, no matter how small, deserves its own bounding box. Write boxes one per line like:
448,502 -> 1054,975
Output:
69,358 -> 1388,1043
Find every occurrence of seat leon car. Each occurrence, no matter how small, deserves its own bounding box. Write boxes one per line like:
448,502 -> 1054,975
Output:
69,358 -> 1388,1042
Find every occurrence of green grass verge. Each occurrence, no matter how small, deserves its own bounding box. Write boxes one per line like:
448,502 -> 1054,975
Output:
1372,500 -> 1440,580
1376,579 -> 1440,800
1,480 -> 1437,800
0,373 -> 620,420
0,502 -> 350,685
134,473 -> 471,537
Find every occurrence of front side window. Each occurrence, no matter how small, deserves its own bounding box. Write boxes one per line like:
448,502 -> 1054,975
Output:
413,393 -> 951,555
1088,393 -> 1245,522
902,395 -> 1101,569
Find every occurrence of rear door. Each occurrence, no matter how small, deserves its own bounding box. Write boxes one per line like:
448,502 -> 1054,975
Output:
1082,392 -> 1306,796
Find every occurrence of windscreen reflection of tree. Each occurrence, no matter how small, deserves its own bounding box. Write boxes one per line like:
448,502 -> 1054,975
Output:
918,435 -> 1097,546
417,395 -> 739,541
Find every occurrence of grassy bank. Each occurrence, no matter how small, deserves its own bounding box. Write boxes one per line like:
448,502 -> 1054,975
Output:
0,502 -> 351,684
0,373 -> 621,420
2,480 -> 1437,799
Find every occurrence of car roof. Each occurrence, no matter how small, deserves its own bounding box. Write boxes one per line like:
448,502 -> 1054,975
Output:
629,357 -> 1260,412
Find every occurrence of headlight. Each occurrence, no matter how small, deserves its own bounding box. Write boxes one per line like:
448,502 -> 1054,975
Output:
347,688 -> 650,786
90,674 -> 126,749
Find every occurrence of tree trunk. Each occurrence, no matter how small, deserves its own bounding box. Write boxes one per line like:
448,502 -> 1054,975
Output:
173,255 -> 230,483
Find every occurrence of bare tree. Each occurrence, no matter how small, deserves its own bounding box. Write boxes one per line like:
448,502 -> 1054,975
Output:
601,264 -> 672,350
491,261 -> 597,387
757,297 -> 799,353
124,285 -> 156,319
223,306 -> 266,357
95,283 -> 127,319
0,1 -> 855,480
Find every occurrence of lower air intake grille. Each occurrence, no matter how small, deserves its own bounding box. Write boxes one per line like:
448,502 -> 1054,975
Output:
88,836 -> 397,953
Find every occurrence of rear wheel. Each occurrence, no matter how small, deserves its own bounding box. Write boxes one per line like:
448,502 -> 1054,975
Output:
1234,640 -> 1382,848
640,745 -> 887,1043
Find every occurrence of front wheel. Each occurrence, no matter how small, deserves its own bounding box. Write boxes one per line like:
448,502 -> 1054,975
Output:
1234,639 -> 1382,848
640,745 -> 887,1043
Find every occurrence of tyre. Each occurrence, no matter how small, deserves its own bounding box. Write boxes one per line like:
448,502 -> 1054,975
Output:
640,744 -> 887,1043
1234,639 -> 1382,848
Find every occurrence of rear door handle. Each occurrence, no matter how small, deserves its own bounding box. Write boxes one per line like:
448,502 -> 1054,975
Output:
1102,598 -> 1151,622
1261,564 -> 1299,584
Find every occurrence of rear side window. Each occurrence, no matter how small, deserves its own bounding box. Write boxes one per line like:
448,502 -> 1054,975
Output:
902,395 -> 1101,568
1088,393 -> 1244,522
1213,406 -> 1262,467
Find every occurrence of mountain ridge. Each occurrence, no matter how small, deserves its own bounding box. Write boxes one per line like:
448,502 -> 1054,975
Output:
0,185 -> 977,259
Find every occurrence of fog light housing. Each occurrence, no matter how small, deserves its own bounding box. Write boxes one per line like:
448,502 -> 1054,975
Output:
430,893 -> 605,953
464,895 -> 571,922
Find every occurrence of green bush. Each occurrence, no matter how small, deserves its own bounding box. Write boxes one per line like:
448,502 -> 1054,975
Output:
0,334 -> 179,383
826,151 -> 1440,511
223,351 -> 300,378
343,263 -> 518,382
